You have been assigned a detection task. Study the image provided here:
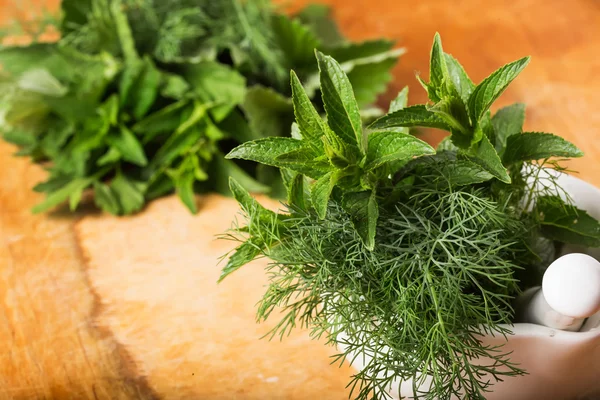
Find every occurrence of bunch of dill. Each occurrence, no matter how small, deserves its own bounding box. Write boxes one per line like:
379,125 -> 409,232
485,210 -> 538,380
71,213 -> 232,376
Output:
221,34 -> 600,399
0,0 -> 402,214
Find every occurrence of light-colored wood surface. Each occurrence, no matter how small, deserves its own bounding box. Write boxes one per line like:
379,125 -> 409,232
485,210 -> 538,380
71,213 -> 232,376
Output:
1,1 -> 600,399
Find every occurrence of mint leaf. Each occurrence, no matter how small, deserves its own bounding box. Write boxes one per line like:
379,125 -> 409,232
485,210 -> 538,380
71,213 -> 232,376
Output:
275,147 -> 332,178
290,70 -> 328,145
272,14 -> 321,71
226,137 -> 305,166
111,0 -> 138,63
161,73 -> 190,100
32,177 -> 93,214
93,181 -> 121,215
427,96 -> 471,138
503,132 -> 583,165
322,127 -> 359,168
111,173 -> 146,214
344,49 -> 402,107
219,240 -> 263,283
242,85 -> 294,139
316,51 -> 364,153
210,156 -> 269,196
288,173 -> 307,209
132,100 -> 189,141
185,61 -> 246,121
471,135 -> 510,183
147,123 -> 204,174
428,33 -> 451,100
492,103 -> 525,152
311,171 -> 336,219
295,4 -> 345,46
389,86 -> 409,114
175,170 -> 197,214
107,126 -> 148,166
229,177 -> 275,220
366,130 -> 435,171
343,190 -> 379,250
131,57 -> 161,119
468,57 -> 530,122
369,105 -> 453,131
441,160 -> 494,186
444,53 -> 474,104
537,196 -> 600,247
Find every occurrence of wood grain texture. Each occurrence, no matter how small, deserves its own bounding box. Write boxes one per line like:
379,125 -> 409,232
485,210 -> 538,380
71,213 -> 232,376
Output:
1,0 -> 599,399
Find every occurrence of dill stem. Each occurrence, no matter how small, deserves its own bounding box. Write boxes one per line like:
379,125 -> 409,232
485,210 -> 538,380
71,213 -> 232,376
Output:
423,263 -> 457,366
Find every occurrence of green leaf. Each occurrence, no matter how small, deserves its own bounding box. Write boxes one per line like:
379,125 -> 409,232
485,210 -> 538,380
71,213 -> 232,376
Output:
344,49 -> 403,108
69,186 -> 85,211
492,103 -> 525,152
93,182 -> 121,215
468,57 -> 530,122
316,51 -> 364,153
275,148 -> 331,179
322,129 -> 356,168
185,62 -> 246,121
288,173 -> 306,209
111,173 -> 146,215
119,61 -> 143,107
311,171 -> 336,219
96,146 -> 119,167
389,86 -> 409,114
436,136 -> 459,152
229,177 -> 274,219
369,105 -> 453,131
427,96 -> 471,139
99,95 -> 119,126
440,160 -> 494,186
242,86 -> 294,139
444,53 -> 474,105
32,178 -> 93,214
503,132 -> 583,165
110,0 -> 139,63
219,240 -> 262,283
366,130 -> 435,171
327,40 -> 395,63
132,100 -> 189,140
146,173 -> 175,201
272,14 -> 321,70
537,196 -> 600,247
131,58 -> 162,119
428,33 -> 451,99
210,156 -> 270,196
17,69 -> 68,97
161,73 -> 190,100
107,126 -> 148,166
290,71 -> 327,145
226,137 -> 305,166
343,190 -> 379,250
295,4 -> 344,46
0,44 -> 56,76
175,171 -> 197,214
470,135 -> 511,183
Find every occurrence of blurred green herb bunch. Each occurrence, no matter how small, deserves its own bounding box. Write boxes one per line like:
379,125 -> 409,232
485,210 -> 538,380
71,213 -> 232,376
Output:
221,34 -> 600,400
0,0 -> 402,214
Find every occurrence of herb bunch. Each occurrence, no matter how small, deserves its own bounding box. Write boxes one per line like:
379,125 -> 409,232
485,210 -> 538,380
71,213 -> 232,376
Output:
221,35 -> 600,399
0,0 -> 402,214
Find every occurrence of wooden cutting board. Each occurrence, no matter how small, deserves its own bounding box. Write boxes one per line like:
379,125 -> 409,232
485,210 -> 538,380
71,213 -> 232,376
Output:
1,1 -> 599,399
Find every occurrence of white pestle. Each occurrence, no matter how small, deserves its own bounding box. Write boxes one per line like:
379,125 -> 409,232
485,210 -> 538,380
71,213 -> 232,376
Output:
522,253 -> 600,332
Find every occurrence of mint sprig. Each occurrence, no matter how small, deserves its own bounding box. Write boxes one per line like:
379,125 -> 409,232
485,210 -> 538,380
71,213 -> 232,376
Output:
227,52 -> 433,249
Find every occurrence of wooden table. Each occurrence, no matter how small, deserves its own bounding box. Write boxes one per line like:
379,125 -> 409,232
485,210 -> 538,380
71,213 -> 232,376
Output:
1,1 -> 599,399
